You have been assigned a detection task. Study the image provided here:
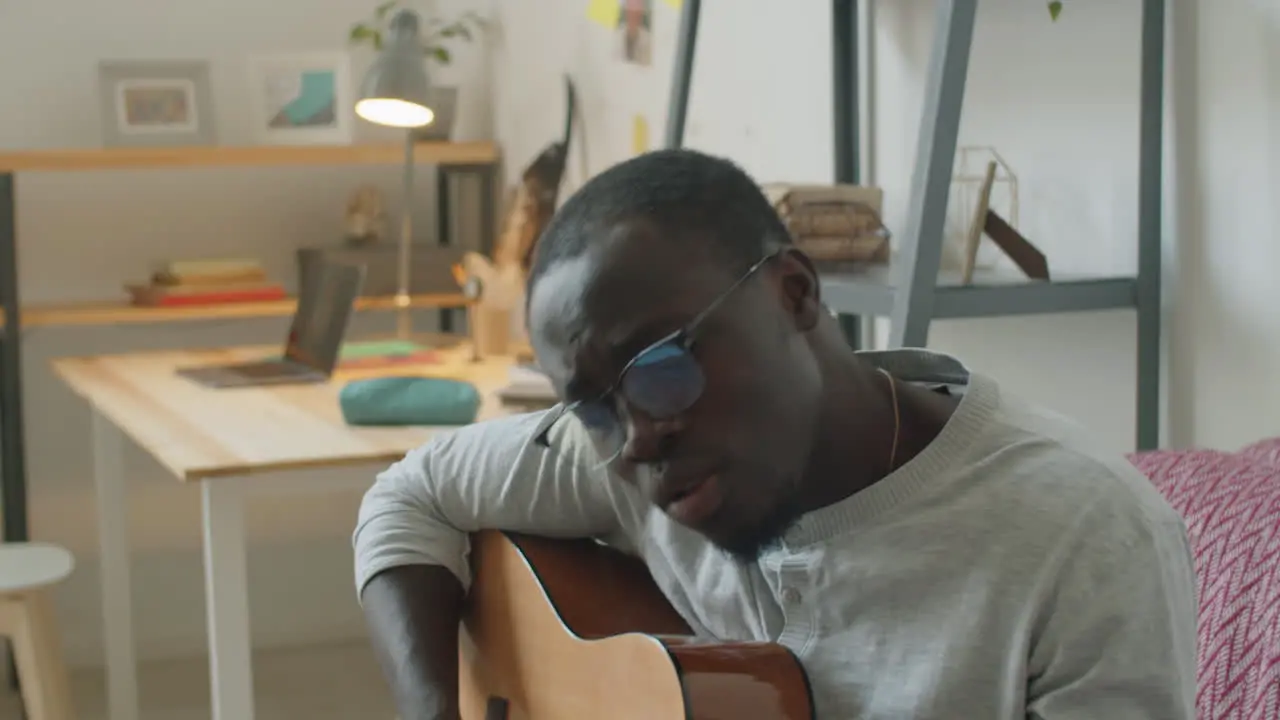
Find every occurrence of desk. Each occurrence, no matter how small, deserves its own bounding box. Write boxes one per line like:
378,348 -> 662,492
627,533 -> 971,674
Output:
52,344 -> 514,720
0,142 -> 502,550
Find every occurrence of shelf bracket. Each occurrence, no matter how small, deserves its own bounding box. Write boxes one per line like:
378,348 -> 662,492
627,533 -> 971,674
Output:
1135,0 -> 1165,450
833,0 -> 865,350
665,0 -> 701,149
888,0 -> 978,348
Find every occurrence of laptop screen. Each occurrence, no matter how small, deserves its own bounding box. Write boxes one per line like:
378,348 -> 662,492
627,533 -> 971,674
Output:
284,262 -> 366,374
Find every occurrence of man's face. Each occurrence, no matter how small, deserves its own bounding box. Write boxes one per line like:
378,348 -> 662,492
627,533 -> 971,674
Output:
527,223 -> 825,561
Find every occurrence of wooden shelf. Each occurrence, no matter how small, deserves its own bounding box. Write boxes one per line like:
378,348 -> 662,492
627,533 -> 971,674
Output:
0,142 -> 500,173
4,293 -> 469,329
818,263 -> 1138,319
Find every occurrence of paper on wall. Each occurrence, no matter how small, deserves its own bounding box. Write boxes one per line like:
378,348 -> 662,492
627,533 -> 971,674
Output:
632,115 -> 649,155
587,0 -> 621,28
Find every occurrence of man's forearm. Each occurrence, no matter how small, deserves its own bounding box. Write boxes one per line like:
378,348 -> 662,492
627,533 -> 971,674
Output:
361,564 -> 466,720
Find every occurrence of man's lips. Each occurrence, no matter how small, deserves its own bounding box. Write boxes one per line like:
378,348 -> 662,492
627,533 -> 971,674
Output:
657,473 -> 724,526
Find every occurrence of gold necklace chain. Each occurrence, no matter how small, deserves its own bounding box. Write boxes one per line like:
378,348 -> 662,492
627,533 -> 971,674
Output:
878,368 -> 900,473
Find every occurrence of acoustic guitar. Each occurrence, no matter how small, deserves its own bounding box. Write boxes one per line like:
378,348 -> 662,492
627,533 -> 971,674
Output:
458,530 -> 815,719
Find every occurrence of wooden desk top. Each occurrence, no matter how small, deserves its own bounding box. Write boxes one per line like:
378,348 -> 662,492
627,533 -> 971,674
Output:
52,344 -> 516,482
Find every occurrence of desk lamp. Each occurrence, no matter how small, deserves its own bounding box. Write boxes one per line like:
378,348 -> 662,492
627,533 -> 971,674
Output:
355,8 -> 435,339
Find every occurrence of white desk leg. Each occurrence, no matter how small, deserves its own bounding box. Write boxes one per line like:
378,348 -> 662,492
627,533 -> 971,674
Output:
200,478 -> 255,720
92,411 -> 140,720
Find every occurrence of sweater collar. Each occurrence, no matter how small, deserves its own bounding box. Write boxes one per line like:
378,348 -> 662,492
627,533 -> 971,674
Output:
775,349 -> 1000,549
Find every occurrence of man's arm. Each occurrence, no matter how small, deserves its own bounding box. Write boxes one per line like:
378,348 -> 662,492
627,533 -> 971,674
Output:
361,565 -> 465,719
353,410 -> 631,720
1027,508 -> 1198,720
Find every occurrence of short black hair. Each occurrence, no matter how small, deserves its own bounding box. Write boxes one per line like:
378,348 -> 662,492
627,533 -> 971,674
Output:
526,149 -> 792,295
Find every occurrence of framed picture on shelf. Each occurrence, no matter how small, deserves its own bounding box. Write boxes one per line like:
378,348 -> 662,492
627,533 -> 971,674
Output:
248,53 -> 353,145
97,60 -> 217,147
618,0 -> 653,66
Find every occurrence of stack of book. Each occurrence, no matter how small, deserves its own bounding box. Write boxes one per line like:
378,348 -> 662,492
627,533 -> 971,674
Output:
126,259 -> 287,307
337,340 -> 443,371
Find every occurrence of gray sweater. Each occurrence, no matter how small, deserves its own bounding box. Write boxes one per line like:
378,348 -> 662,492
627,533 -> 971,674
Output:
353,350 -> 1198,719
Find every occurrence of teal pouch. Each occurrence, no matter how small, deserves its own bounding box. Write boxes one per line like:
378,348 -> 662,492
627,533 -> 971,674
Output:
339,376 -> 482,426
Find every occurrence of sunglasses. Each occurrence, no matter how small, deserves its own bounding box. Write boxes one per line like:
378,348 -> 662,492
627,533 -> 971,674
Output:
534,249 -> 783,454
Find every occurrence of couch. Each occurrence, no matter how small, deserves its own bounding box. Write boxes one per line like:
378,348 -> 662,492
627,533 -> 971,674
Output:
1130,437 -> 1280,719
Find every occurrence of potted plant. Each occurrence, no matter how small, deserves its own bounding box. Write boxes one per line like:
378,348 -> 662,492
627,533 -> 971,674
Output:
348,1 -> 485,140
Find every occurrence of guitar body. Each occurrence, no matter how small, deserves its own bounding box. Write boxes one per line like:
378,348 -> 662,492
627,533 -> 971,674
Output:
458,530 -> 815,720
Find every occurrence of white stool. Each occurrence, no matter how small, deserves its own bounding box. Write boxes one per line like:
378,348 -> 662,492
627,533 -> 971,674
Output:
0,543 -> 75,720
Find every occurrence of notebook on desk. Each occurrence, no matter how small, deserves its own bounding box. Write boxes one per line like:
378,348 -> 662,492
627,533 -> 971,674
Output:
176,262 -> 366,389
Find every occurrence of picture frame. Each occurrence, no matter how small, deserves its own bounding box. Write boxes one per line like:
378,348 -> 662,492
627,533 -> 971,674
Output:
617,0 -> 653,66
248,53 -> 354,146
97,60 -> 217,147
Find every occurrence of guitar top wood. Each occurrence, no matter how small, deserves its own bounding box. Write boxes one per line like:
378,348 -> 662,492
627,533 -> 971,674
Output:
459,530 -> 816,720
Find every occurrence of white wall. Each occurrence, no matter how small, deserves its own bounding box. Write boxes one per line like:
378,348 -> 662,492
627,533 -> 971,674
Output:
490,0 -> 1280,456
0,0 -> 492,665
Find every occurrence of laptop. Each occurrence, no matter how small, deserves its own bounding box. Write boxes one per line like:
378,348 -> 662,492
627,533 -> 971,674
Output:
176,262 -> 366,389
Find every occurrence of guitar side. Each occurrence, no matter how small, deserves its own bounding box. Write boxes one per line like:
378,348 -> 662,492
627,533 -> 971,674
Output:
459,530 -> 815,720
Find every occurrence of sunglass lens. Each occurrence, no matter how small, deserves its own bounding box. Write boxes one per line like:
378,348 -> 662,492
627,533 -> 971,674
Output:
621,343 -> 705,418
571,400 -> 616,432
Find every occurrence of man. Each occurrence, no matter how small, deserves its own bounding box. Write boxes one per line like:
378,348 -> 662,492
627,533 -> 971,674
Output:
354,150 -> 1198,719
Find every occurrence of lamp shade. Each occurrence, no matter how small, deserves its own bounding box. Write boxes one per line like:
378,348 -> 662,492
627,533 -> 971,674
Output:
355,9 -> 435,128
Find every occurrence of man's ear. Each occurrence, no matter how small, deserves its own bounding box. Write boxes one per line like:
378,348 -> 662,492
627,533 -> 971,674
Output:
776,248 -> 822,332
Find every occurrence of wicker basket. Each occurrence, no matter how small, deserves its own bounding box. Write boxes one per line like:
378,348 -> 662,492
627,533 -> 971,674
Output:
762,183 -> 891,263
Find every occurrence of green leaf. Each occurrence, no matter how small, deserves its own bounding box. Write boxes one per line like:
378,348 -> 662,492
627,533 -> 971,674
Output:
438,23 -> 473,41
1048,1 -> 1063,20
426,46 -> 451,64
349,23 -> 381,45
375,0 -> 399,21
